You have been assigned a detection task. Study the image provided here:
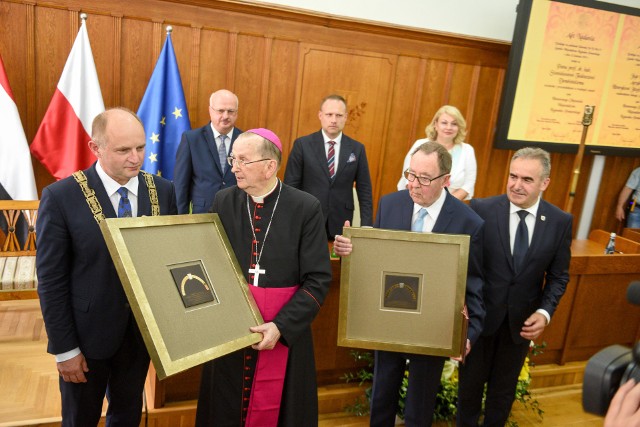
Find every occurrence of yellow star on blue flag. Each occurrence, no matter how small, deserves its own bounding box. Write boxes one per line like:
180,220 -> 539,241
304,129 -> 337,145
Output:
137,33 -> 190,179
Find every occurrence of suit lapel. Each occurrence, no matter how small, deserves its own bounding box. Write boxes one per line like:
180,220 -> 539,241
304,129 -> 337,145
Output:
527,200 -> 549,260
496,195 -> 515,272
400,192 -> 413,231
312,131 -> 332,181
432,192 -> 453,233
137,173 -> 151,217
84,165 -> 117,218
336,135 -> 353,180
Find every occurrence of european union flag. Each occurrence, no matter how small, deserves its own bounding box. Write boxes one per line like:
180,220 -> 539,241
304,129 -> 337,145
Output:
138,32 -> 190,180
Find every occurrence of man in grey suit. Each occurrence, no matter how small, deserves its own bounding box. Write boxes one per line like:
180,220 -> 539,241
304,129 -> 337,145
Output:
173,89 -> 242,213
284,94 -> 373,239
457,147 -> 573,427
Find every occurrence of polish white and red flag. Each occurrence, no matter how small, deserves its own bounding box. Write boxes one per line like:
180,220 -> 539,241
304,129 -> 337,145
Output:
30,17 -> 104,180
0,55 -> 37,200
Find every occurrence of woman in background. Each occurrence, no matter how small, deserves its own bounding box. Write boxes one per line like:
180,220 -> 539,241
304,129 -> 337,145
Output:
397,105 -> 476,200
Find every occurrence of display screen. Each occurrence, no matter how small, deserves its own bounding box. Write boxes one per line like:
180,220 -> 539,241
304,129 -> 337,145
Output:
495,0 -> 640,155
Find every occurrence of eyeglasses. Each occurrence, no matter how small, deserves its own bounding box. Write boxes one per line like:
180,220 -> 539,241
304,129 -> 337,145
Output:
403,169 -> 447,187
227,156 -> 271,167
210,107 -> 238,115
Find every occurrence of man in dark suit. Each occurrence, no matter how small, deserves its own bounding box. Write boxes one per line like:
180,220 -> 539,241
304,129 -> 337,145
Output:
457,147 -> 573,427
334,141 -> 484,426
284,94 -> 373,239
37,108 -> 177,426
173,89 -> 242,213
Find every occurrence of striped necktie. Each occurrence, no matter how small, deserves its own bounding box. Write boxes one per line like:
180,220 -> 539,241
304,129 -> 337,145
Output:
117,187 -> 132,218
327,141 -> 336,178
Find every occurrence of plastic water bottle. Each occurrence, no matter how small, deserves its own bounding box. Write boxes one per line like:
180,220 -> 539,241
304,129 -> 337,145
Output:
604,232 -> 616,254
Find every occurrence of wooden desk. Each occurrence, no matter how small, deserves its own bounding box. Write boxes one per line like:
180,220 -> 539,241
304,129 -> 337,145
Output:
534,231 -> 640,365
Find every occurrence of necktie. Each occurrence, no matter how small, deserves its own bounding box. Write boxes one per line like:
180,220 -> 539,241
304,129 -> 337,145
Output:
412,208 -> 428,232
117,187 -> 132,218
327,141 -> 336,178
218,135 -> 227,173
513,210 -> 529,272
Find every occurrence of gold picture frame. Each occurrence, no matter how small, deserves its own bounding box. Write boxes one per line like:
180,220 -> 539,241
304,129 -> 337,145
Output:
337,227 -> 469,357
100,214 -> 263,379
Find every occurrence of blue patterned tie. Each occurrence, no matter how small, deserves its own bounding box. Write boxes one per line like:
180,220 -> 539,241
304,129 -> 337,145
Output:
218,135 -> 227,173
513,210 -> 529,272
412,208 -> 428,232
117,187 -> 132,218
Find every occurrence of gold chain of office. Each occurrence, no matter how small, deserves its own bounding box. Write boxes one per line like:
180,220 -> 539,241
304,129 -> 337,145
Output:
72,170 -> 160,224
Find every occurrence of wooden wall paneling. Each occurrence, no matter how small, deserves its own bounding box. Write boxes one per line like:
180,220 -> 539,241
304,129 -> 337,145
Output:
32,6 -> 74,189
446,62 -> 476,114
119,18 -> 154,112
291,44 -> 396,202
563,273 -> 640,362
233,34 -> 266,131
0,1 -> 28,129
480,146 -> 512,199
546,152 -> 574,209
257,37 -> 273,128
196,29 -> 232,127
419,59 -> 451,132
188,25 -> 202,126
532,273 -> 578,365
151,21 -> 163,61
34,7 -> 70,128
440,62 -> 454,105
110,14 -> 123,107
592,156 -> 640,233
225,32 -> 237,91
375,55 -> 424,199
87,13 -> 117,108
568,153 -> 594,236
25,3 -> 36,140
265,38 -> 299,168
166,23 -> 195,121
463,65 -> 481,134
467,66 -> 505,198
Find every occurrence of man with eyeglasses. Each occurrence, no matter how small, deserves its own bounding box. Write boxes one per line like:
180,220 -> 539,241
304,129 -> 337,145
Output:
196,129 -> 331,426
334,141 -> 484,426
174,89 -> 242,213
284,94 -> 373,240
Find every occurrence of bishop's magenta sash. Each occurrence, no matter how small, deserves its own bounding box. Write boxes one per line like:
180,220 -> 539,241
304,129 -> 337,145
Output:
245,285 -> 299,427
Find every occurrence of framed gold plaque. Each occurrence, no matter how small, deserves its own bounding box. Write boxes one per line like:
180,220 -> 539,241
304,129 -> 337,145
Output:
337,227 -> 469,357
100,214 -> 263,379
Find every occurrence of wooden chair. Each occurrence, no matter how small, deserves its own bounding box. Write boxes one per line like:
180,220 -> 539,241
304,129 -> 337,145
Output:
0,200 -> 39,300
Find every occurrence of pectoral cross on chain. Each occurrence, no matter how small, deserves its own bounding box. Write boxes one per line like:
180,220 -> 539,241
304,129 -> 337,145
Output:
248,263 -> 266,287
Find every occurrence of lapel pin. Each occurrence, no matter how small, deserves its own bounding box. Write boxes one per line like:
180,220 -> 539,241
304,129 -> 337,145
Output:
541,215 -> 546,221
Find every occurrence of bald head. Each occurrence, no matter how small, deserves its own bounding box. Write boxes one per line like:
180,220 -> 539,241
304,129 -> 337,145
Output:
89,107 -> 146,185
209,89 -> 239,135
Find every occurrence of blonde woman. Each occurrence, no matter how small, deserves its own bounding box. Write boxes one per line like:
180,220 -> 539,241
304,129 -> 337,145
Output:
397,105 -> 477,200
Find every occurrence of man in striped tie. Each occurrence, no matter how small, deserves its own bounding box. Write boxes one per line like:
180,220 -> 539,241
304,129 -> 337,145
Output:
284,94 -> 373,240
